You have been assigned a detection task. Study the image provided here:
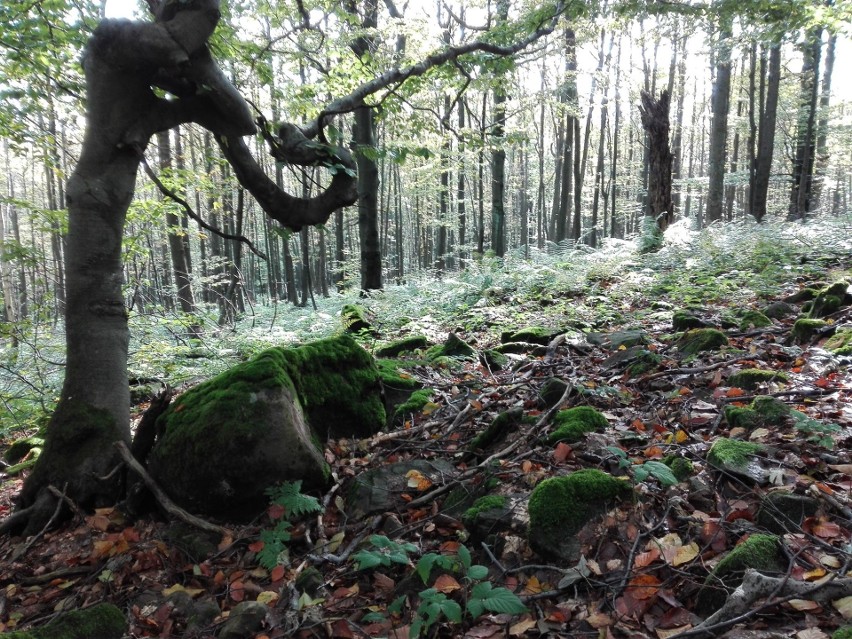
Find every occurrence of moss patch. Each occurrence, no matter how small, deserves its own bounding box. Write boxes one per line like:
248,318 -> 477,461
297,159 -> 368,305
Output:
393,389 -> 434,420
808,281 -> 850,319
825,328 -> 852,356
697,534 -> 783,614
738,310 -> 772,330
728,368 -> 789,391
547,406 -> 609,444
341,303 -> 376,335
677,329 -> 728,357
426,333 -> 476,362
791,318 -> 828,344
528,470 -> 632,560
672,310 -> 709,331
832,627 -> 852,639
375,335 -> 429,358
376,359 -> 422,391
469,408 -> 523,453
707,438 -> 763,469
500,326 -> 560,345
663,455 -> 694,481
4,435 -> 45,464
0,603 -> 126,639
463,494 -> 507,526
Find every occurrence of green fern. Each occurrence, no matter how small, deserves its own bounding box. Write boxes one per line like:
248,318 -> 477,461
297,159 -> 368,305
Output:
264,480 -> 322,518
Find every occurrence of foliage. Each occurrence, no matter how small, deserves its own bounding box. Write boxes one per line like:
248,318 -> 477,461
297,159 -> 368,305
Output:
256,481 -> 322,570
607,447 -> 681,487
353,534 -> 419,570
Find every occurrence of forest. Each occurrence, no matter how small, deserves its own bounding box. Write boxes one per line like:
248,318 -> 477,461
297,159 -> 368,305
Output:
0,0 -> 851,637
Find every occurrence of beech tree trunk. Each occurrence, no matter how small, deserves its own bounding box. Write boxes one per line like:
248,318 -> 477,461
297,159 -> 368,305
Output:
638,90 -> 674,249
706,20 -> 733,224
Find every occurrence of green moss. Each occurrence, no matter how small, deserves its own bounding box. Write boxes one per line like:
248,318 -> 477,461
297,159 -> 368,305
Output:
677,329 -> 728,357
832,627 -> 852,639
470,408 -> 522,452
728,368 -> 789,390
750,396 -> 791,423
809,282 -> 849,318
374,335 -> 429,358
480,349 -> 509,370
547,406 -> 609,444
528,469 -> 632,536
724,406 -> 758,430
697,534 -> 783,614
738,310 -> 772,330
707,438 -> 763,469
539,378 -> 569,408
785,287 -> 818,303
626,350 -> 663,376
426,333 -> 476,361
672,310 -> 709,331
463,494 -> 507,525
393,389 -> 433,419
375,358 -> 422,391
4,435 -> 45,464
501,326 -> 560,345
825,328 -> 852,356
662,455 -> 694,481
791,318 -> 828,344
1,603 -> 126,639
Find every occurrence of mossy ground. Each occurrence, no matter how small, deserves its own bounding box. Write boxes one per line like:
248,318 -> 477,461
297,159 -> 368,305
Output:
738,310 -> 772,330
426,333 -> 476,362
1,603 -> 126,639
547,406 -> 609,444
833,627 -> 852,639
500,326 -> 560,345
374,335 -> 429,357
663,455 -> 694,481
463,494 -> 507,525
528,469 -> 632,536
824,328 -> 852,356
393,389 -> 434,420
791,318 -> 828,343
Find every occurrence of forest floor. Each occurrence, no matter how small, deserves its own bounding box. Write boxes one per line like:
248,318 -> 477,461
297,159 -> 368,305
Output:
1,227 -> 852,639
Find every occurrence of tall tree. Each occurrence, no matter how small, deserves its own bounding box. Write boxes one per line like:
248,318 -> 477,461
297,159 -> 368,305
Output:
489,0 -> 510,258
638,90 -> 673,252
705,16 -> 733,224
749,42 -> 780,222
789,28 -> 823,220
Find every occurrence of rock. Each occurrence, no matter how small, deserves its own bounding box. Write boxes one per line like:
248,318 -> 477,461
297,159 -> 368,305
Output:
586,330 -> 649,349
500,326 -> 562,345
547,406 -> 609,445
762,301 -> 797,320
538,377 -> 569,408
463,493 -> 526,540
825,328 -> 852,356
0,603 -> 126,639
784,288 -> 819,303
375,335 -> 429,357
727,368 -> 789,391
393,389 -> 434,424
790,318 -> 829,344
493,341 -> 548,356
346,459 -> 457,518
808,281 -> 851,318
527,469 -> 632,562
601,346 -> 661,376
479,348 -> 509,370
676,328 -> 728,357
672,310 -> 711,331
426,333 -> 477,362
757,491 -> 819,534
217,601 -> 268,639
342,303 -> 377,336
707,438 -> 767,484
738,310 -> 773,330
724,396 -> 791,431
149,335 -> 384,520
468,408 -> 524,455
695,534 -> 783,615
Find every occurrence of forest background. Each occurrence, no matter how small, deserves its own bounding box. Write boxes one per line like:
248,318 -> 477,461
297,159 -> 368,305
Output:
1,0 -> 851,430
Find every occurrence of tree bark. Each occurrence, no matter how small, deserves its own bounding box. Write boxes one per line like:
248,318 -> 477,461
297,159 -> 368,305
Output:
705,20 -> 733,224
789,29 -> 822,221
638,90 -> 673,250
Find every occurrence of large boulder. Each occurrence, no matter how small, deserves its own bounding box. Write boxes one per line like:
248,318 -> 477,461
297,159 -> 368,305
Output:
148,335 -> 385,520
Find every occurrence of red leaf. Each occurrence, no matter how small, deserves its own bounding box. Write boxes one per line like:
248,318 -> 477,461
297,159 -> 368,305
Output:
248,540 -> 265,553
553,442 -> 572,463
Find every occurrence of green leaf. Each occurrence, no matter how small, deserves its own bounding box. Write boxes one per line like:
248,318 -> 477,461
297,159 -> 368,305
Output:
388,595 -> 407,615
642,461 -> 679,486
467,564 -> 489,581
468,582 -> 527,616
353,550 -> 386,570
416,553 -> 440,583
440,599 -> 463,623
457,544 -> 471,570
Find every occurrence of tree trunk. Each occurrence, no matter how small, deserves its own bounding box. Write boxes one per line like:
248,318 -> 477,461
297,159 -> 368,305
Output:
638,90 -> 673,251
789,29 -> 822,221
705,20 -> 733,224
750,43 -> 780,222
354,106 -> 382,289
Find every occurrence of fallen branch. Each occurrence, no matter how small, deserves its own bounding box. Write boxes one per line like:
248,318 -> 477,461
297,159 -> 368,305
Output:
114,441 -> 230,537
639,355 -> 753,382
673,568 -> 852,638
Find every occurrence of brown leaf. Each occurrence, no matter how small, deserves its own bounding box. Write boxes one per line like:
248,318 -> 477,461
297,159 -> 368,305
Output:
433,574 -> 461,593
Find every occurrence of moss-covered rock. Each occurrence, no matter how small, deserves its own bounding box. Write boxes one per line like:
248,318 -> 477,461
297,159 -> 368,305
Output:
728,368 -> 789,391
0,603 -> 126,639
426,333 -> 477,363
469,408 -> 523,454
479,348 -> 509,370
149,335 -> 384,519
750,396 -> 791,423
676,329 -> 728,357
672,310 -> 710,331
547,406 -> 609,444
393,389 -> 434,421
345,459 -> 457,518
341,303 -> 377,336
832,627 -> 852,639
762,301 -> 797,320
738,310 -> 773,330
493,341 -> 547,356
808,282 -> 851,319
463,494 -> 507,527
538,377 -> 569,408
825,328 -> 852,356
528,469 -> 632,562
500,326 -> 561,346
790,318 -> 829,344
707,438 -> 766,483
4,435 -> 44,464
375,335 -> 429,358
785,287 -> 819,303
696,534 -> 783,615
724,406 -> 759,430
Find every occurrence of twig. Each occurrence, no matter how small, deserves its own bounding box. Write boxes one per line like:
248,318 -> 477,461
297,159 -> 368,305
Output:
480,541 -> 507,576
306,515 -> 381,564
615,502 -> 672,597
640,355 -> 753,382
114,441 -> 230,537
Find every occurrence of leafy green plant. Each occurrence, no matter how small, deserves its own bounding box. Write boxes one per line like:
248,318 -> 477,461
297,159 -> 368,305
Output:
353,534 -> 419,570
791,410 -> 841,449
605,447 -> 679,487
255,481 -> 322,570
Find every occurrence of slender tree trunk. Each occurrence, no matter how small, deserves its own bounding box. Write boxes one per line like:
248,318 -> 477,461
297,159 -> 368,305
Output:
706,19 -> 733,224
789,29 -> 822,221
813,31 -> 836,209
638,90 -> 674,251
750,43 -> 780,222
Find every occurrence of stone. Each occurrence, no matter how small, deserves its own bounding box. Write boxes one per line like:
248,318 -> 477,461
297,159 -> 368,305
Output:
346,459 -> 457,518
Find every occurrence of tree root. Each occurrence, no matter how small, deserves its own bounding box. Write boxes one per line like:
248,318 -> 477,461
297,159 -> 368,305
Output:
115,441 -> 230,538
674,568 -> 852,638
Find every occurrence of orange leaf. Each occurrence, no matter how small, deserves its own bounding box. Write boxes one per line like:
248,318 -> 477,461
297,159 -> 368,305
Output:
270,565 -> 286,582
644,446 -> 664,459
632,419 -> 646,432
268,503 -> 286,520
229,580 -> 245,602
522,460 -> 533,473
813,521 -> 842,539
406,469 -> 432,491
815,377 -> 831,388
434,573 -> 462,593
675,430 -> 689,443
726,387 -> 746,397
678,387 -> 691,396
553,442 -> 572,463
248,540 -> 264,553
634,548 -> 661,568
523,575 -> 544,594
627,574 -> 661,600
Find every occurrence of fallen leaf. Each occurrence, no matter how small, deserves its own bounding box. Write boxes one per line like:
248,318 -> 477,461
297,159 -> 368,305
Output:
270,565 -> 286,582
523,575 -> 544,594
671,542 -> 700,567
509,616 -> 537,636
553,442 -> 572,463
433,574 -> 461,593
627,574 -> 661,600
405,469 -> 432,491
786,599 -> 821,612
657,627 -> 691,639
795,628 -> 828,639
833,595 -> 852,619
634,548 -> 661,568
256,591 -> 280,605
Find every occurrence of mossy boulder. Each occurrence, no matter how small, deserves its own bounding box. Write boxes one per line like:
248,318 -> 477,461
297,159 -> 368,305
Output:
375,335 -> 429,358
602,346 -> 661,376
707,438 -> 766,484
808,282 -> 851,318
738,310 -> 773,330
663,455 -> 694,482
479,348 -> 509,370
790,318 -> 828,344
342,303 -> 377,336
463,494 -> 510,535
756,491 -> 819,534
468,408 -> 523,454
547,406 -> 609,444
500,326 -> 561,346
825,328 -> 852,356
676,329 -> 728,357
785,288 -> 819,304
0,603 -> 126,639
393,389 -> 434,422
426,333 -> 477,363
538,377 -> 569,408
586,330 -> 649,350
762,301 -> 797,320
696,534 -> 783,615
672,310 -> 710,331
527,469 -> 632,562
149,335 -> 384,519
725,395 -> 793,432
728,368 -> 789,391
4,435 -> 44,465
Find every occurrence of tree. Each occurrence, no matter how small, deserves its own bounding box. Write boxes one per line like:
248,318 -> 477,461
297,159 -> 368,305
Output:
638,90 -> 673,252
8,0 -> 572,533
705,16 -> 733,224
